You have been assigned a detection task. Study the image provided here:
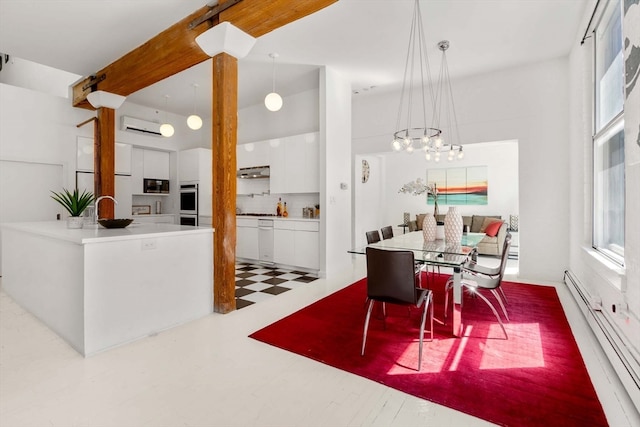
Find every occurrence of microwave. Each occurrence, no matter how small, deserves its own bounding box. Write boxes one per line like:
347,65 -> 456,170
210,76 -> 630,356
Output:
144,179 -> 170,194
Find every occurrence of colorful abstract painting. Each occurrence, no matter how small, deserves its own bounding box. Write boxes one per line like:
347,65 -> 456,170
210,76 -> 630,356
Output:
426,166 -> 488,205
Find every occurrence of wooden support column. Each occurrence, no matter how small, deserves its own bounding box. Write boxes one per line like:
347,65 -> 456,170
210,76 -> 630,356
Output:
211,53 -> 238,313
96,107 -> 116,219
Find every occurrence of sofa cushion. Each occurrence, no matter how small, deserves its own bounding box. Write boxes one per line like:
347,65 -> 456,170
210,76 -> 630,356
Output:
484,220 -> 504,237
471,215 -> 501,233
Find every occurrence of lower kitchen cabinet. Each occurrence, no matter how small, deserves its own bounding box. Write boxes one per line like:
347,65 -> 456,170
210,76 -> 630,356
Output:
274,220 -> 319,270
237,218 -> 259,260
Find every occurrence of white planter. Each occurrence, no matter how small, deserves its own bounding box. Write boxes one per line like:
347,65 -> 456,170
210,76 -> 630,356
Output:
66,216 -> 84,229
422,214 -> 437,242
444,206 -> 463,243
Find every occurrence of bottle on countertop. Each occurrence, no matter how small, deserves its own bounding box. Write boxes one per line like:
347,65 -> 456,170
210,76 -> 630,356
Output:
283,202 -> 288,217
276,197 -> 282,217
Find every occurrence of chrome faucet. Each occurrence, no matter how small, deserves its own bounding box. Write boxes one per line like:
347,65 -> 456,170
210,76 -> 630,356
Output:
95,195 -> 118,223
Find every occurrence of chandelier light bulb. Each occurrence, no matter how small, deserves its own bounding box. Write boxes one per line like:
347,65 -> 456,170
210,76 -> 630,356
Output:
187,114 -> 203,130
434,152 -> 441,162
434,136 -> 443,148
160,123 -> 175,137
425,152 -> 431,161
406,144 -> 414,153
264,92 -> 283,111
458,149 -> 465,159
392,139 -> 403,151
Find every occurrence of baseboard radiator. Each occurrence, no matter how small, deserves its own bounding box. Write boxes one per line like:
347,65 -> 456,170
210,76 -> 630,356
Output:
564,270 -> 640,414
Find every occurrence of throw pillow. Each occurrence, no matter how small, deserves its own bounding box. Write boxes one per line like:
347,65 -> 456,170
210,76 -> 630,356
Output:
480,216 -> 498,233
485,220 -> 504,237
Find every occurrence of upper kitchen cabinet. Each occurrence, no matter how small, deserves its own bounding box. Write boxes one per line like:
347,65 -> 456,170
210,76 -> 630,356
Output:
76,137 -> 132,175
132,147 -> 171,195
237,140 -> 271,169
143,149 -> 170,180
269,132 -> 319,194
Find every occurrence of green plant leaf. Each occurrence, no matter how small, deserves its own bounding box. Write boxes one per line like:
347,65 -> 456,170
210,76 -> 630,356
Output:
51,188 -> 95,217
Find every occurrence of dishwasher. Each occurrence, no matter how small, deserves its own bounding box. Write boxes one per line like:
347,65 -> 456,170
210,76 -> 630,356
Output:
258,219 -> 274,263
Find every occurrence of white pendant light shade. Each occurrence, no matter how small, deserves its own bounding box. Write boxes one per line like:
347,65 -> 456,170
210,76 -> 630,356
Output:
187,83 -> 203,130
160,123 -> 175,137
265,53 -> 283,112
87,90 -> 126,109
187,114 -> 203,130
264,92 -> 283,112
195,22 -> 256,58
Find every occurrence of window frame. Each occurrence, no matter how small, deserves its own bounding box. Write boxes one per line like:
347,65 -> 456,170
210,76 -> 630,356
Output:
591,0 -> 625,267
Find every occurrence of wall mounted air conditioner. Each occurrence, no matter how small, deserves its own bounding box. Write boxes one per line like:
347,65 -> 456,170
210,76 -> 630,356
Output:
121,116 -> 162,137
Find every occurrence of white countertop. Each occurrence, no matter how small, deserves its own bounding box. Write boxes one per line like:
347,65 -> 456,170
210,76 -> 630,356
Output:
236,215 -> 319,222
1,221 -> 214,245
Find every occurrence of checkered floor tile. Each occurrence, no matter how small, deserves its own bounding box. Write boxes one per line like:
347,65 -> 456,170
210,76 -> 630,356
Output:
235,263 -> 319,309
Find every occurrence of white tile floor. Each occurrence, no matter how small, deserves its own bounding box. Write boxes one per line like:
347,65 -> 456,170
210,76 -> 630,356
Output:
1,256 -> 639,427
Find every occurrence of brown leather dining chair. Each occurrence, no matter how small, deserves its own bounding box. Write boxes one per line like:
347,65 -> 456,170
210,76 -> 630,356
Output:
366,230 -> 381,244
380,225 -> 394,240
408,220 -> 418,232
362,247 -> 434,371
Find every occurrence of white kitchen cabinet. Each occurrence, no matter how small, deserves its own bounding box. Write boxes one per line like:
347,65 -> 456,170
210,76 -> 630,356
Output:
269,132 -> 319,194
274,220 -> 319,270
132,148 -> 144,194
143,149 -> 170,180
237,140 -> 271,169
76,172 -> 132,219
294,223 -> 320,270
132,148 -> 171,195
237,218 -> 259,260
179,148 -> 213,216
274,223 -> 295,266
77,137 -> 132,175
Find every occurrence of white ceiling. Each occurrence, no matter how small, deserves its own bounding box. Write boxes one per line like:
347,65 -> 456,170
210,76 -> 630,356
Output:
0,0 -> 588,116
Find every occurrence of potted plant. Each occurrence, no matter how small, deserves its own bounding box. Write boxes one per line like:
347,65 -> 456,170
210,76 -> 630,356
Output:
50,188 -> 94,229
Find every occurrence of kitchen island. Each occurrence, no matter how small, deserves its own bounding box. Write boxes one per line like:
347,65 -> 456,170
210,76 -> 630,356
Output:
1,221 -> 214,356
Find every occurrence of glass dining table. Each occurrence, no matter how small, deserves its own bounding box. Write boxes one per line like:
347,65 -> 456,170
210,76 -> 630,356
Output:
349,231 -> 486,337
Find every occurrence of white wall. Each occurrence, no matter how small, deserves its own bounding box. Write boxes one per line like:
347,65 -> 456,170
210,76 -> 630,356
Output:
352,58 -> 570,283
354,141 -> 518,248
567,0 -> 640,375
238,89 -> 319,144
320,67 -> 352,278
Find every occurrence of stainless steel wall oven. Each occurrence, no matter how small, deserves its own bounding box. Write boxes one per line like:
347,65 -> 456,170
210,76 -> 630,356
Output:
180,183 -> 198,226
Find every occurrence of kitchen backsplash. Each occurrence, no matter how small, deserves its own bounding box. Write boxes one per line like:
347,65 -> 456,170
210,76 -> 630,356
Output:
237,193 -> 320,218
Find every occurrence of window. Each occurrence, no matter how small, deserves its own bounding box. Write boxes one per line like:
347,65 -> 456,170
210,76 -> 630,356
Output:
593,0 -> 625,265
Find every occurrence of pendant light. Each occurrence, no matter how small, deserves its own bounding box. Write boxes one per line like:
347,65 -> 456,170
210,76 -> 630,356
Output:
391,1 -> 464,162
187,83 -> 203,130
160,95 -> 174,137
264,53 -> 283,112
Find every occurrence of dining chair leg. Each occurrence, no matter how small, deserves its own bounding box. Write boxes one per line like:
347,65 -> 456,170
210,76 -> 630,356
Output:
418,301 -> 428,371
472,291 -> 508,339
498,286 -> 508,304
490,289 -> 509,321
361,299 -> 375,356
428,292 -> 434,341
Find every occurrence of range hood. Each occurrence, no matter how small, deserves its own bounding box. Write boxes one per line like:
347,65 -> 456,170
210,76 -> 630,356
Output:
237,165 -> 270,179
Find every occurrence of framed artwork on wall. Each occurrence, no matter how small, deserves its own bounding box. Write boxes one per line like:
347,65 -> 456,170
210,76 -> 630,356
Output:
427,166 -> 488,205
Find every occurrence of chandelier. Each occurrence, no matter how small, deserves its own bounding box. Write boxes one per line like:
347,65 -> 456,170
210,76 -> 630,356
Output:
392,0 -> 464,162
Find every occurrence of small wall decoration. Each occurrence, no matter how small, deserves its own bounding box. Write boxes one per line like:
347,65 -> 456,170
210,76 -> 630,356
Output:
132,205 -> 151,215
426,166 -> 488,205
361,159 -> 370,183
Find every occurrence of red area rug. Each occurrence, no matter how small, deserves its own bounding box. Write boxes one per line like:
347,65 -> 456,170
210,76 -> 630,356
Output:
249,274 -> 608,427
